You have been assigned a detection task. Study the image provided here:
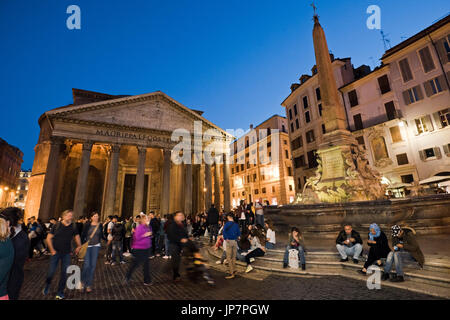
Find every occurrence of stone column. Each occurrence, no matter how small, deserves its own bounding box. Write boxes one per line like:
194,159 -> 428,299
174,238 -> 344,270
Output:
184,161 -> 193,216
160,149 -> 171,215
133,146 -> 147,215
103,144 -> 121,217
204,163 -> 212,211
73,140 -> 94,219
223,153 -> 231,212
38,137 -> 65,221
214,163 -> 221,209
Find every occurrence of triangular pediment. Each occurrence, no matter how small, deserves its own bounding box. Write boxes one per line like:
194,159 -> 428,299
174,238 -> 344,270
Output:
46,91 -> 230,137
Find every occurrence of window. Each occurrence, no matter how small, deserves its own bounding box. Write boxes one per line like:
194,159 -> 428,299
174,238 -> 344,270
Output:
318,103 -> 322,117
272,186 -> 276,193
287,166 -> 293,176
289,185 -> 293,191
402,85 -> 424,105
297,178 -> 302,190
262,188 -> 266,194
434,108 -> 450,128
424,76 -> 445,97
443,35 -> 450,62
290,123 -> 294,132
240,164 -> 244,171
356,136 -> 365,147
399,58 -> 413,82
291,136 -> 303,150
353,114 -> 363,130
305,111 -> 311,123
285,150 -> 289,159
284,140 -> 287,145
419,147 -> 443,161
418,46 -> 436,73
377,75 -> 391,94
389,126 -> 403,143
288,108 -> 293,120
396,153 -> 409,165
321,124 -> 326,134
231,167 -> 234,174
414,115 -> 434,134
316,87 -> 321,101
385,101 -> 397,120
295,119 -> 300,130
294,155 -> 306,168
306,130 -> 315,143
255,189 -> 259,195
253,173 -> 257,181
307,150 -> 318,168
292,105 -> 298,116
401,174 -> 414,184
303,96 -> 309,109
348,90 -> 359,107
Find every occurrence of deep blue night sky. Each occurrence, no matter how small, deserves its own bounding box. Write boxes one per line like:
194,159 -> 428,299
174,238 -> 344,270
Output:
1,0 -> 449,168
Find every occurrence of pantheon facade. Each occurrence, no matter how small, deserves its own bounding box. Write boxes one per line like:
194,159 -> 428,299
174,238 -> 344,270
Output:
25,89 -> 233,221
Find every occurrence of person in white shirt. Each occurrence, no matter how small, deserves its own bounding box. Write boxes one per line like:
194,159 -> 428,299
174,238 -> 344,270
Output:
255,198 -> 264,227
264,221 -> 276,249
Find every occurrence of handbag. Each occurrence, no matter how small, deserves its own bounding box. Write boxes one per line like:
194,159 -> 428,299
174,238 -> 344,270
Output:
78,223 -> 100,259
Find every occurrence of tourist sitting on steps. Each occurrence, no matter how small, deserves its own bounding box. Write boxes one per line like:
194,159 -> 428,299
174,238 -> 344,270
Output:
335,224 -> 363,263
244,228 -> 266,273
358,223 -> 390,275
283,227 -> 306,270
382,225 -> 425,283
264,221 -> 276,250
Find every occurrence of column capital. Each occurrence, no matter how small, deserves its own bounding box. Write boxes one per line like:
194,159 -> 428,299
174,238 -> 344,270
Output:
110,144 -> 121,153
49,136 -> 65,145
136,146 -> 147,154
82,140 -> 94,151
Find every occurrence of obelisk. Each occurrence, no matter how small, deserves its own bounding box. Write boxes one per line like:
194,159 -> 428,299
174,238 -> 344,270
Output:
305,13 -> 385,203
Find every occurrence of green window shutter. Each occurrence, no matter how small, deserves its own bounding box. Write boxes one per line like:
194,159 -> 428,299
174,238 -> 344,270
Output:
419,150 -> 426,161
425,115 -> 434,132
437,75 -> 448,91
433,112 -> 444,129
415,85 -> 424,101
403,90 -> 411,105
434,147 -> 442,159
443,144 -> 450,155
423,81 -> 433,97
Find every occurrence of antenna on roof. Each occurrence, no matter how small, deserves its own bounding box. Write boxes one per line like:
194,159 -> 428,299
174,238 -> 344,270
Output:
380,30 -> 391,51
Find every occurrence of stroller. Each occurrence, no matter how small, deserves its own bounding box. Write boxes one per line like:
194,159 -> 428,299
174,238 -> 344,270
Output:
183,239 -> 215,286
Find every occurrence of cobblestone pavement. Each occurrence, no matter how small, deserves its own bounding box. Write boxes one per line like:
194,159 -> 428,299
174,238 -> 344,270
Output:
18,250 -> 442,300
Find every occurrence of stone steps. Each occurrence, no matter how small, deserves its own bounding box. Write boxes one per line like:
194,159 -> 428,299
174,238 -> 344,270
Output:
205,246 -> 450,299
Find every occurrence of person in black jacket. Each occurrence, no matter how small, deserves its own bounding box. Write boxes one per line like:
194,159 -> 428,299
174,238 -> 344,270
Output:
110,216 -> 125,266
336,224 -> 363,263
0,207 -> 29,300
358,223 -> 390,275
206,204 -> 219,244
149,212 -> 161,258
167,211 -> 189,282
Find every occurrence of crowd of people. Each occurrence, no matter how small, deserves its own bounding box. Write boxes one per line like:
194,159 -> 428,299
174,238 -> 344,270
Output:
0,198 -> 426,300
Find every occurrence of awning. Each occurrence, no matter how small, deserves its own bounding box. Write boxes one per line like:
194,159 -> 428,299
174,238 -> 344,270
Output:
419,175 -> 450,185
387,183 -> 412,189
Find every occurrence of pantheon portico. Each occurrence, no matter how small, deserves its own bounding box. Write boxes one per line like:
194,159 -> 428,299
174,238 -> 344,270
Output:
25,89 -> 233,220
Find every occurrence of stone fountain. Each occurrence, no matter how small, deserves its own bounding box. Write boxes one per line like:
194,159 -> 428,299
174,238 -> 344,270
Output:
266,14 -> 450,238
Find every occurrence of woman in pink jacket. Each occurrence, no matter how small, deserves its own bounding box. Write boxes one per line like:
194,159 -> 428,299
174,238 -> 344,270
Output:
124,215 -> 152,285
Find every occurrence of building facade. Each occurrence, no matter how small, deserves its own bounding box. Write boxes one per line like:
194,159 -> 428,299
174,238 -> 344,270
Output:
0,138 -> 23,209
283,15 -> 450,197
26,89 -> 233,221
225,115 -> 295,207
14,169 -> 31,210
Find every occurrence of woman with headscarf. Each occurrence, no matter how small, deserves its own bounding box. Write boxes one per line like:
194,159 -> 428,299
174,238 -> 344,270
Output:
358,223 -> 390,275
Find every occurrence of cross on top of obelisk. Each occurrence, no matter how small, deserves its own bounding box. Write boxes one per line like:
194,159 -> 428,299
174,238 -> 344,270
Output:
311,1 -> 319,22
311,1 -> 318,16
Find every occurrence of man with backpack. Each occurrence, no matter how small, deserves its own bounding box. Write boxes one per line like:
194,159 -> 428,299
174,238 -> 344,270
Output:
43,210 -> 81,300
110,216 -> 126,265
